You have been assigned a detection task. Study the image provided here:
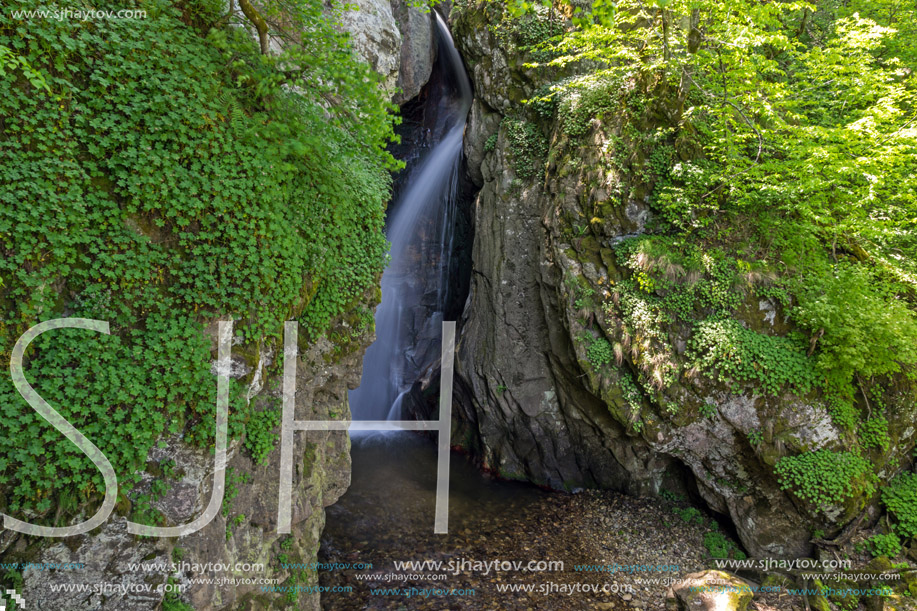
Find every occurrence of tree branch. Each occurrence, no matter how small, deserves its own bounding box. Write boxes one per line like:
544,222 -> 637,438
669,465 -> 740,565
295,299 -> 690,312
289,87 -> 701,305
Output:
238,0 -> 269,55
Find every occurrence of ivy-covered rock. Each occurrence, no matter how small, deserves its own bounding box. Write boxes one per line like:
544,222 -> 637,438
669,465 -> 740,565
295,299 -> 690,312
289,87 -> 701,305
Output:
439,0 -> 917,560
0,0 -> 417,607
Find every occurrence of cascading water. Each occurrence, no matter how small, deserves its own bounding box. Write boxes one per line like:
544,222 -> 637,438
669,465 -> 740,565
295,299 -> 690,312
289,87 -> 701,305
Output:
349,12 -> 473,422
321,22 -> 549,607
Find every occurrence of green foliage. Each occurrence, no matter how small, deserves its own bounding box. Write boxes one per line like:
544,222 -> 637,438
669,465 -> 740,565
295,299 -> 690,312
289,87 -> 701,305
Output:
699,403 -> 716,419
586,337 -> 613,367
859,416 -> 890,453
791,266 -> 917,391
225,512 -> 246,540
0,44 -> 49,92
0,0 -> 396,521
526,84 -> 558,121
574,286 -> 595,311
518,0 -> 917,395
673,506 -> 703,525
613,236 -> 746,321
688,319 -> 817,396
162,577 -> 193,611
221,467 -> 252,518
130,492 -> 164,528
244,402 -> 281,465
660,489 -> 685,503
826,395 -> 859,431
0,321 -> 224,514
881,473 -> 917,540
867,533 -> 902,558
501,118 -> 547,180
483,133 -> 498,153
539,0 -> 917,260
703,530 -> 744,560
747,430 -> 764,447
775,450 -> 876,514
557,74 -> 623,137
494,1 -> 563,56
618,371 -> 642,412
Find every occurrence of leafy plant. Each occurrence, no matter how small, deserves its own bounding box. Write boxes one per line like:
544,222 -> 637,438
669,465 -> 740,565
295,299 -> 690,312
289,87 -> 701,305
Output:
703,530 -> 745,560
501,117 -> 548,180
747,430 -> 764,447
881,473 -> 917,540
859,416 -> 890,453
866,533 -> 902,558
162,577 -> 193,611
244,402 -> 282,465
775,450 -> 876,514
792,266 -> 917,392
586,337 -> 614,367
673,506 -> 704,525
0,0 -> 396,523
688,318 -> 817,397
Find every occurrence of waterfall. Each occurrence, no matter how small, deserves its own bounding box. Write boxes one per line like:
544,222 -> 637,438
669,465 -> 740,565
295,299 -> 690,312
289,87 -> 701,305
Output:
348,12 -> 473,422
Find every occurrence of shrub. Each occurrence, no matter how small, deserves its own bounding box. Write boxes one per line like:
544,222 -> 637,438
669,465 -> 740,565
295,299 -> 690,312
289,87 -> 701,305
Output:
792,266 -> 917,391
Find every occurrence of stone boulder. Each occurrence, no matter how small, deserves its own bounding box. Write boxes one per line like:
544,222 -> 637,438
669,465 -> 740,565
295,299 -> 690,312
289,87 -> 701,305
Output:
336,0 -> 404,97
391,0 -> 435,104
665,571 -> 754,611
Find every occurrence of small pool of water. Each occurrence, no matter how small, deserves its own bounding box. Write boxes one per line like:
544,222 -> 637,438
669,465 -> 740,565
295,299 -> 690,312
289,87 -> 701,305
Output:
321,431 -> 547,546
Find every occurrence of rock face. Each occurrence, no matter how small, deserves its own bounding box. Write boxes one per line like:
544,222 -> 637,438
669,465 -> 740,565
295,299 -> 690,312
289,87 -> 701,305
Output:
438,0 -> 917,559
334,0 -> 435,103
391,0 -> 435,104
10,329 -> 368,610
337,0 -> 404,96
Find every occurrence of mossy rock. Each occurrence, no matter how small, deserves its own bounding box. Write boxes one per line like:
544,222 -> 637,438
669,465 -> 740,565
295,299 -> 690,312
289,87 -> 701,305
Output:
669,570 -> 754,611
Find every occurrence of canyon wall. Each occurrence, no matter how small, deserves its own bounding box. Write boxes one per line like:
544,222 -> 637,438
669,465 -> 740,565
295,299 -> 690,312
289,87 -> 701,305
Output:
443,1 -> 917,558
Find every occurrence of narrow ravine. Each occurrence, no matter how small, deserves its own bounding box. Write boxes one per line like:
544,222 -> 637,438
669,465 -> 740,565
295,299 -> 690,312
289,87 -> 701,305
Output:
318,13 -> 750,611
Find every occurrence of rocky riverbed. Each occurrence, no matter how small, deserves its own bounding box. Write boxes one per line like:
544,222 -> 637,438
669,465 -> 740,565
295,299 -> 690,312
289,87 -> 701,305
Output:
317,434 -> 805,610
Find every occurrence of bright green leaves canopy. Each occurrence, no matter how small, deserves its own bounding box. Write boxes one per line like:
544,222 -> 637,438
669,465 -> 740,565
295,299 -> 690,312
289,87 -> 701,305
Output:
0,0 -> 397,518
516,0 -> 917,392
